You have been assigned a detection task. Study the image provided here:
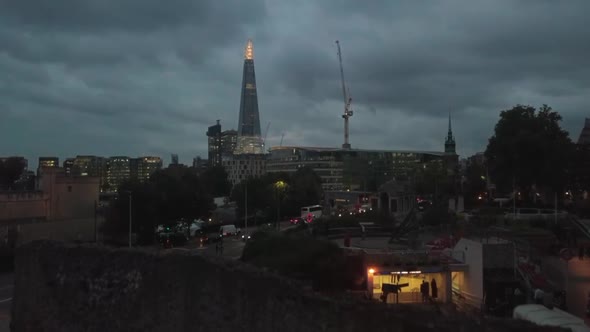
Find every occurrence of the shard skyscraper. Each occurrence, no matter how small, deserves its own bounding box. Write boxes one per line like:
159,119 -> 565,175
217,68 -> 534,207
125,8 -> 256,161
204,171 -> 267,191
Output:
235,39 -> 264,154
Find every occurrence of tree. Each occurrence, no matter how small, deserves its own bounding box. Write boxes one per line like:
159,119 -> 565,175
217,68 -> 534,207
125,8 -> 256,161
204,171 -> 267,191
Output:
200,166 -> 231,197
102,167 -> 214,244
230,173 -> 285,223
463,160 -> 488,206
485,105 -> 575,201
413,161 -> 450,202
0,157 -> 26,190
284,167 -> 324,216
101,180 -> 157,244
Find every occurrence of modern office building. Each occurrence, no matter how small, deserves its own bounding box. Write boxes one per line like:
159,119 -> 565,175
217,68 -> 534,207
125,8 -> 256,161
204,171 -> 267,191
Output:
38,157 -> 59,169
223,153 -> 266,186
265,116 -> 459,191
207,120 -> 239,167
106,156 -> 130,190
207,120 -> 222,166
63,158 -> 75,176
266,147 -> 445,191
221,130 -> 238,157
171,154 -> 179,166
135,156 -> 162,182
234,39 -> 264,155
71,156 -> 106,178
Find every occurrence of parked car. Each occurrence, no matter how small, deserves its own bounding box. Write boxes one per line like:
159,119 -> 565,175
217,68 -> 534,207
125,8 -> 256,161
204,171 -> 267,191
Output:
290,217 -> 305,225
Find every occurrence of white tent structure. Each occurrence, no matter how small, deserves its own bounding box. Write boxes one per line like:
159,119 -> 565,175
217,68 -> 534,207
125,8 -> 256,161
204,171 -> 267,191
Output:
513,304 -> 590,332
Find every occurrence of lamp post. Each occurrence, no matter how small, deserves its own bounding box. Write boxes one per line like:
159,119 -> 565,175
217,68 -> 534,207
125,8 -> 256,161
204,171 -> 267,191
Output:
274,181 -> 287,230
245,179 -> 248,234
127,191 -> 133,248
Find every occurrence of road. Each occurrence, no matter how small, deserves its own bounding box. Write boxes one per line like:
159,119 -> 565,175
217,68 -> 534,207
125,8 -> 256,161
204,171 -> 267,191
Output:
0,272 -> 13,331
167,221 -> 294,260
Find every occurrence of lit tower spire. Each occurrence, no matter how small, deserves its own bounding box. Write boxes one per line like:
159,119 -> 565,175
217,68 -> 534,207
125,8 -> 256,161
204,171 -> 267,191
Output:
245,39 -> 254,60
235,39 -> 263,154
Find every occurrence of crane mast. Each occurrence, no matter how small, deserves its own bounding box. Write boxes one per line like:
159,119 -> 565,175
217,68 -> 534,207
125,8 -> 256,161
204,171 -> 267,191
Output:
336,40 -> 353,149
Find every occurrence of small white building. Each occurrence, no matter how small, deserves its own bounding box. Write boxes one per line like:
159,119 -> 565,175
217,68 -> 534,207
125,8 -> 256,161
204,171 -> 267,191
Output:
451,237 -> 517,310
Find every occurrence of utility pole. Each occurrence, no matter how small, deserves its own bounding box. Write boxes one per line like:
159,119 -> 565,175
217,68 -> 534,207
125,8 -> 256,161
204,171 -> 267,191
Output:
245,179 -> 248,235
128,192 -> 133,248
94,200 -> 98,243
513,176 -> 517,218
554,192 -> 558,225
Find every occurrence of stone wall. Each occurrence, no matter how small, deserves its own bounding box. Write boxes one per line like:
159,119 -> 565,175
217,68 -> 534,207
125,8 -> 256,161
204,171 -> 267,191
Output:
11,241 -> 566,332
0,191 -> 48,222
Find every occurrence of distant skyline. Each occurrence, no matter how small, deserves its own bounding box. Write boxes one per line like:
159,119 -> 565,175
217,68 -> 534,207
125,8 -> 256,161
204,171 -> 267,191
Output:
1,1 -> 590,169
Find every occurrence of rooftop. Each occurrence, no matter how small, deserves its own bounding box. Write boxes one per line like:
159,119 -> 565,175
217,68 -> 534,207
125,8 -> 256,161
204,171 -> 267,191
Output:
269,145 -> 444,156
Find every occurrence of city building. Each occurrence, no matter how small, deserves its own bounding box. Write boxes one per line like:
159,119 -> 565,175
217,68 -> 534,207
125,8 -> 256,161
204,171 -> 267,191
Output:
135,156 -> 162,182
71,156 -> 106,178
38,157 -> 59,169
192,156 -> 208,174
266,116 -> 458,192
0,156 -> 27,170
267,146 -> 446,191
235,39 -> 264,155
221,130 -> 238,157
106,156 -> 130,191
63,158 -> 75,176
171,154 -> 179,166
223,154 -> 266,186
0,167 -> 100,223
207,120 -> 239,167
207,120 -> 222,166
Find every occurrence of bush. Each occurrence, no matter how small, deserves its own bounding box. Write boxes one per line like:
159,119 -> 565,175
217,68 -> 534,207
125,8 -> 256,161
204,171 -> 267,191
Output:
241,231 -> 355,291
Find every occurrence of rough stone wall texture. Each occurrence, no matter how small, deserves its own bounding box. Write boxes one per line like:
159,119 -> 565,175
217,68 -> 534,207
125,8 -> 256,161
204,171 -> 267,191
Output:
11,241 -> 566,332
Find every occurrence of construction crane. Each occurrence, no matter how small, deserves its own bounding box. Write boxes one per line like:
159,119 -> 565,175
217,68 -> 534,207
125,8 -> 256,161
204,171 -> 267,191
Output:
336,40 -> 353,149
262,122 -> 271,149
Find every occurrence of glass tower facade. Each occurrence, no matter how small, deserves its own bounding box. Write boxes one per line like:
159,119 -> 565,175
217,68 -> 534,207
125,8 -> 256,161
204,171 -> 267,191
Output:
235,39 -> 264,154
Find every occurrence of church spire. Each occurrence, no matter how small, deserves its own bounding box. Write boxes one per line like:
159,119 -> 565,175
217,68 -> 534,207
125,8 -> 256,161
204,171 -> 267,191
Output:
448,112 -> 452,135
445,112 -> 456,154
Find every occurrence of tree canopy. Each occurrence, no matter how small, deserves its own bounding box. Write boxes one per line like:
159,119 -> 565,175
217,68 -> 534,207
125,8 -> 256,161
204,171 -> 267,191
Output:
230,167 -> 324,223
200,166 -> 231,197
485,104 -> 575,198
102,166 -> 215,243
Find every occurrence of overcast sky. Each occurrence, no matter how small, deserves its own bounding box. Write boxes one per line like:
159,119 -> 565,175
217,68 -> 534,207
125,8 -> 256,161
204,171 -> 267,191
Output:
1,1 -> 589,168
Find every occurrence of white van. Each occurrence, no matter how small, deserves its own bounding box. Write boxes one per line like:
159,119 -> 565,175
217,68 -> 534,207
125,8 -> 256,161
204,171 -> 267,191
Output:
219,225 -> 240,237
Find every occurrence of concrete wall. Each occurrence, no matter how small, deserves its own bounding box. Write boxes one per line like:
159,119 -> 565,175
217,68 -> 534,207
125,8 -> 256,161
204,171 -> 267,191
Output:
453,238 -> 484,306
0,191 -> 48,222
11,241 -> 560,332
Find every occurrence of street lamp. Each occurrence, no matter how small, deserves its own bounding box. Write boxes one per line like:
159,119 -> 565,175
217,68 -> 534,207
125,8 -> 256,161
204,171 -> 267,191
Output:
274,180 -> 287,230
125,191 -> 133,248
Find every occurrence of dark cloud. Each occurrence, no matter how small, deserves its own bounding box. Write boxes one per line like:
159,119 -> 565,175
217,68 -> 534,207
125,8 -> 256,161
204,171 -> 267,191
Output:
1,1 -> 589,168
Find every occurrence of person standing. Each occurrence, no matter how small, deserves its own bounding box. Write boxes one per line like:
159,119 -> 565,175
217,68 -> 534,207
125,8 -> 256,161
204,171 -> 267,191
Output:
431,278 -> 438,300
